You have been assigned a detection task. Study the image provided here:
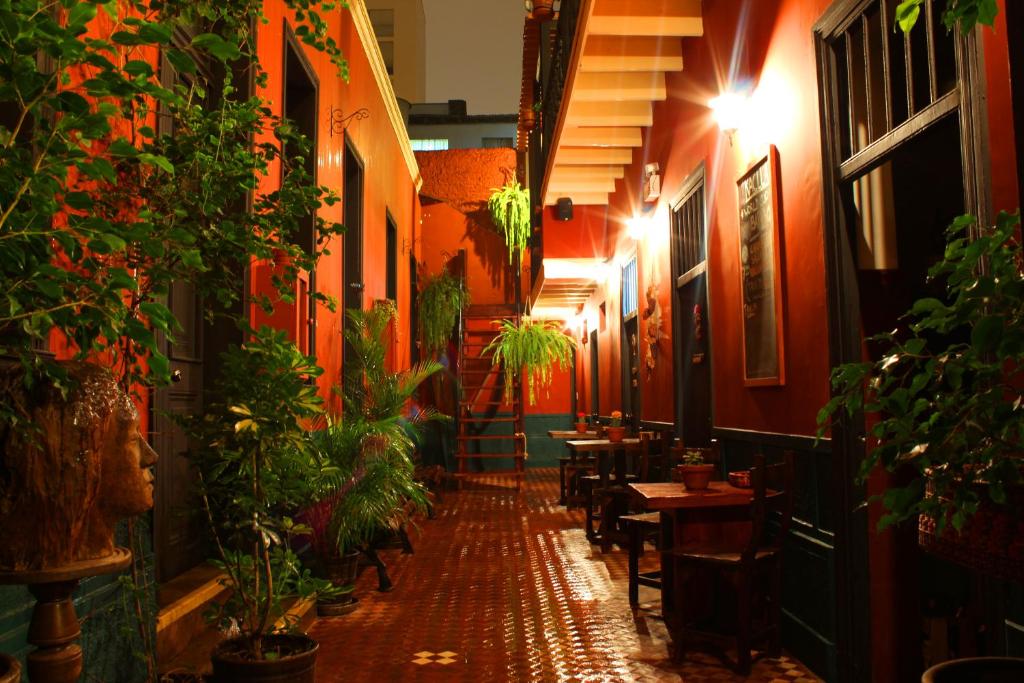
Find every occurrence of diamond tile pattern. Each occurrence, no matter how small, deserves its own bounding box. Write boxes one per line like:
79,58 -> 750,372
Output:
312,469 -> 821,682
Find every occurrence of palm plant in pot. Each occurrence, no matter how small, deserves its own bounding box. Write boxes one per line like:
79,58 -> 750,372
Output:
184,327 -> 340,682
817,211 -> 1024,580
484,316 -> 576,405
310,306 -> 442,608
606,411 -> 626,443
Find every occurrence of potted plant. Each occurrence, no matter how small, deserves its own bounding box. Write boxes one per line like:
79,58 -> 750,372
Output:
818,211 -> 1024,580
417,268 -> 470,357
575,412 -> 589,434
677,450 -> 715,491
488,181 -> 532,264
607,411 -> 626,443
309,307 -> 443,609
185,327 -> 340,682
484,316 -> 576,405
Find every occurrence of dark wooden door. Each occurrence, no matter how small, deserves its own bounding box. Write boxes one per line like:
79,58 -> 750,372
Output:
621,315 -> 640,427
153,279 -> 205,582
342,138 -> 364,379
675,272 -> 712,446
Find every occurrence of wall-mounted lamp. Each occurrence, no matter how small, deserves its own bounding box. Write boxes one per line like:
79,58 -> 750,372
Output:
708,90 -> 750,142
626,215 -> 650,241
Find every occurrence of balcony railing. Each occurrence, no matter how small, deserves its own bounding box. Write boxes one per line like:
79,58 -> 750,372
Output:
540,0 -> 581,167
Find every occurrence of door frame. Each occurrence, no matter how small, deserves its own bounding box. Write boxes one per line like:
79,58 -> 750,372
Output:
619,250 -> 640,427
668,162 -> 713,443
342,133 -> 365,380
813,2 -> 990,679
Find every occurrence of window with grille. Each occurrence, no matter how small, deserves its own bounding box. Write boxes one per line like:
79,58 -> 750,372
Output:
411,138 -> 449,151
386,212 -> 397,301
672,182 -> 705,278
822,0 -> 957,175
621,256 -> 638,319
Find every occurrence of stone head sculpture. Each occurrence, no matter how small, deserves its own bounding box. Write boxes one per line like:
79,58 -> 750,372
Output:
0,362 -> 158,571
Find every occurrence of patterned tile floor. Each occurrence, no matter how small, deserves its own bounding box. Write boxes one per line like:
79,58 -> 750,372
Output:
311,469 -> 821,682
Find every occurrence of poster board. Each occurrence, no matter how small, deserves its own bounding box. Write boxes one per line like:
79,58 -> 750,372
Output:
736,146 -> 785,386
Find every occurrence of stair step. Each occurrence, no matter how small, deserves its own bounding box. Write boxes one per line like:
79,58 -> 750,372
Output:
462,400 -> 519,406
462,416 -> 517,423
460,369 -> 496,375
455,452 -> 524,459
458,434 -> 517,441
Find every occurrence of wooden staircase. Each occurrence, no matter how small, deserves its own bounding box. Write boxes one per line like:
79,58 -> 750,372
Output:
455,303 -> 526,490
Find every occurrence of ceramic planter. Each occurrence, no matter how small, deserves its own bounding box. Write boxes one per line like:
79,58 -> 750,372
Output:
0,654 -> 20,683
918,480 -> 1024,582
324,550 -> 359,587
679,464 -> 715,491
606,426 -> 626,443
575,422 -> 588,434
211,634 -> 318,683
921,657 -> 1024,682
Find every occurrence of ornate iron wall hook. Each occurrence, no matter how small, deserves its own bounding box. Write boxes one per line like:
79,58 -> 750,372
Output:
328,105 -> 370,137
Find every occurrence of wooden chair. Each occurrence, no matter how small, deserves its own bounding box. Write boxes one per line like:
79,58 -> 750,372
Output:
667,452 -> 795,674
620,511 -> 662,606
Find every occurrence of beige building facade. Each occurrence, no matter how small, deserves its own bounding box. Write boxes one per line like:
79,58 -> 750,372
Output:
366,0 -> 426,104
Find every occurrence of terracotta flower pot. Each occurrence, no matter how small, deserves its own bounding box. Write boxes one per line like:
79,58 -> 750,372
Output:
316,595 -> 359,617
211,634 -> 318,683
680,464 -> 715,491
575,422 -> 588,434
521,108 -> 536,131
0,654 -> 20,683
606,426 -> 626,443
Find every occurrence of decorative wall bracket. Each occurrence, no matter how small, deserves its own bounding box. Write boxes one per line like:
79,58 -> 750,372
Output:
328,106 -> 370,137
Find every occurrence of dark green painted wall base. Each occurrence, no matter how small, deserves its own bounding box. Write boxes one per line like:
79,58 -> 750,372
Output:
0,525 -> 155,682
419,413 -> 573,472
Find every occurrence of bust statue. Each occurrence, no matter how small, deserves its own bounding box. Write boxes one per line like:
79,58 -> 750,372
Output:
0,362 -> 158,571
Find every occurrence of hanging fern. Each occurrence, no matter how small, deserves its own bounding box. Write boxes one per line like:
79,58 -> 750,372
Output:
484,317 -> 576,405
488,181 -> 532,264
417,269 -> 470,356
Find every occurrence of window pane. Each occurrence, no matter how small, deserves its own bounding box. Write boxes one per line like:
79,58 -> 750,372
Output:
622,257 -> 638,317
410,139 -> 450,151
369,9 -> 394,38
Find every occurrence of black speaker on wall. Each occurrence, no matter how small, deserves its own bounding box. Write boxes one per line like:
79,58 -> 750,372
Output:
555,197 -> 574,221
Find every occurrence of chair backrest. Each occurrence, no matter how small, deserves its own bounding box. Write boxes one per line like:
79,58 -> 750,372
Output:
745,451 -> 795,563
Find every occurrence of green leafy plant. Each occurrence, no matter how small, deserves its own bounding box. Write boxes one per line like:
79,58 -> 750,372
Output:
484,316 -> 575,405
487,181 -> 531,264
185,326 -> 339,659
896,0 -> 997,33
417,268 -> 469,357
818,211 -> 1024,533
681,449 -> 705,466
312,305 -> 443,559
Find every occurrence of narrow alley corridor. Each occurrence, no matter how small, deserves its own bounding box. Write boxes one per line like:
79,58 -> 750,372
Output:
311,470 -> 821,682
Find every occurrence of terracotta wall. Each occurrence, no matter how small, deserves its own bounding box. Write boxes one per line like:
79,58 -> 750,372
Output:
417,148 -> 571,416
252,1 -> 422,413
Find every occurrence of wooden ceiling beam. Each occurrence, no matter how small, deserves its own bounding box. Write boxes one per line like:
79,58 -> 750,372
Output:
547,176 -> 618,194
543,191 -> 609,206
580,36 -> 683,73
556,147 -> 635,165
559,126 -> 642,147
552,165 -> 625,180
590,0 -> 703,37
567,100 -> 653,127
573,71 -> 667,102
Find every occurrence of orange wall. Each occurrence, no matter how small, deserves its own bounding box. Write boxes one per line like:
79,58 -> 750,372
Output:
251,3 -> 421,413
541,204 -> 607,259
418,148 -> 571,415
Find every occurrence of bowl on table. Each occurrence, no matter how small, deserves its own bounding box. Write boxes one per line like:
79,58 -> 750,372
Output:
727,470 -> 751,488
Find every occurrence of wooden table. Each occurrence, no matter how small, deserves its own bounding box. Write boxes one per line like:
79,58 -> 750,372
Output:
628,481 -> 758,628
548,429 -> 599,439
566,439 -> 644,544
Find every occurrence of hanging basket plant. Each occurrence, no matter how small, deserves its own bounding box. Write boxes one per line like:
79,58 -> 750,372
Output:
417,268 -> 470,357
484,316 -> 576,405
488,181 -> 532,264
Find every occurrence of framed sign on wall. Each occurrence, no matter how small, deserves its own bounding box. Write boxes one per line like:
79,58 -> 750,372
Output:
736,146 -> 785,386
